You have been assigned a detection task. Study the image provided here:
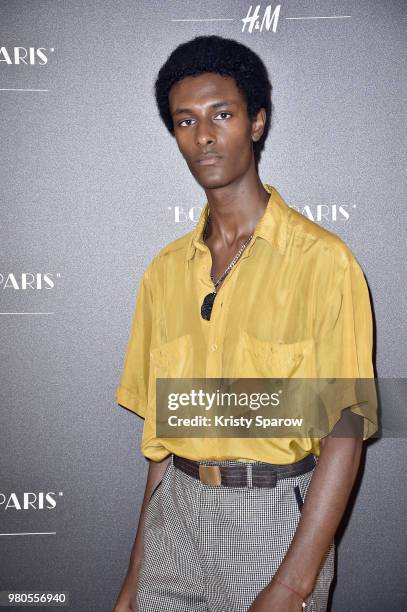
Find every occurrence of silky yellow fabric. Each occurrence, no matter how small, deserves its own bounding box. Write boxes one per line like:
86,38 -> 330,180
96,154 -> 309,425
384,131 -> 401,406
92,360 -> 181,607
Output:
116,183 -> 377,463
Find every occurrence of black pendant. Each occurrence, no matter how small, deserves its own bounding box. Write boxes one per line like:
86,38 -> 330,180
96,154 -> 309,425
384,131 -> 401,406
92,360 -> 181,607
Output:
201,291 -> 217,321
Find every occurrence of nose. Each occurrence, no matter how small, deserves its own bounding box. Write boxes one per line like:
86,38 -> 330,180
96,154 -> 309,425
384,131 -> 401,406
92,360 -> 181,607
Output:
196,117 -> 216,147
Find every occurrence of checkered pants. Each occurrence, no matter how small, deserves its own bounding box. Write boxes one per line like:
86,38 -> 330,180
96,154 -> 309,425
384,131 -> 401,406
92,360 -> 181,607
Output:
136,455 -> 335,612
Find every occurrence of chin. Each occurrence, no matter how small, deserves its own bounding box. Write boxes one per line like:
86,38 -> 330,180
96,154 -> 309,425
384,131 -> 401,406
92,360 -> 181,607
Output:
193,170 -> 233,191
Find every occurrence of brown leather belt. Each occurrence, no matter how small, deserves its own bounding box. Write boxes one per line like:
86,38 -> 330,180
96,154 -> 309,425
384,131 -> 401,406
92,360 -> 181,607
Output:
172,453 -> 316,487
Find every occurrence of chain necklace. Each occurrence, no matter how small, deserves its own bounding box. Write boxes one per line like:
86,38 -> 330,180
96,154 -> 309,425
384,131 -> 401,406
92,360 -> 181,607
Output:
200,213 -> 254,321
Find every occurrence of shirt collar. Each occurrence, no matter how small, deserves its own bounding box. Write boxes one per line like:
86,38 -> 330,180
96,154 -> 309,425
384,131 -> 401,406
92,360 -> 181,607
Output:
185,183 -> 289,262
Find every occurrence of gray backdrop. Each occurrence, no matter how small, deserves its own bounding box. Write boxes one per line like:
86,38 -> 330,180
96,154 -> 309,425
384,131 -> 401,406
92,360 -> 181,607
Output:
0,1 -> 406,610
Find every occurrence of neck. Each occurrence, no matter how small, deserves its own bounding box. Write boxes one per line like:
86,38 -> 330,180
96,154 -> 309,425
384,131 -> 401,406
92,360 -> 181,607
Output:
203,173 -> 270,248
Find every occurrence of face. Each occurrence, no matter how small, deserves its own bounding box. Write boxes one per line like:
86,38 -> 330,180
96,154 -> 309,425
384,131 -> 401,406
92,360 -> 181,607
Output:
168,72 -> 265,189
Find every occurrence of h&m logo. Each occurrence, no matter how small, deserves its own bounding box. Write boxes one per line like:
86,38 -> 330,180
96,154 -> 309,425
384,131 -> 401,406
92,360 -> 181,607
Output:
242,4 -> 281,33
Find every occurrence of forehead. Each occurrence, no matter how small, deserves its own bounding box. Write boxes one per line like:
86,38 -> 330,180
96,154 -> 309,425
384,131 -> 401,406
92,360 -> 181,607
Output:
169,72 -> 244,109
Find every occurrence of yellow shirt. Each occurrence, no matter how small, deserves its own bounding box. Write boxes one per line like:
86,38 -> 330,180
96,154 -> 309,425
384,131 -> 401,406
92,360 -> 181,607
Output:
116,183 -> 377,463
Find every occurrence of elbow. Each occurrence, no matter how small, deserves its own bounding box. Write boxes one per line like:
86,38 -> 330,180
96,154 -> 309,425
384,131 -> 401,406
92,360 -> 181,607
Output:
320,433 -> 363,461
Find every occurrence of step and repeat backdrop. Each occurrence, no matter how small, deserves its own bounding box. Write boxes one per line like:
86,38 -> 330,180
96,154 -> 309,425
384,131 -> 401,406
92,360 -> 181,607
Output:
1,1 -> 406,610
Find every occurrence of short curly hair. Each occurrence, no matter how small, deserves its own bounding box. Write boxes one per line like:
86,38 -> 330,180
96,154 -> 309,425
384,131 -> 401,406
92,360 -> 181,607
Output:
154,35 -> 273,167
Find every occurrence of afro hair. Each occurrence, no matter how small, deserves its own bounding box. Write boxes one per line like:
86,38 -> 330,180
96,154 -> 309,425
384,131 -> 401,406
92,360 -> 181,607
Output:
154,35 -> 273,167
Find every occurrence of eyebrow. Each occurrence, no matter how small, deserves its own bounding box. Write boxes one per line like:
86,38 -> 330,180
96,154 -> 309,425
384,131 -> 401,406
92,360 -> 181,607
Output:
173,100 -> 236,116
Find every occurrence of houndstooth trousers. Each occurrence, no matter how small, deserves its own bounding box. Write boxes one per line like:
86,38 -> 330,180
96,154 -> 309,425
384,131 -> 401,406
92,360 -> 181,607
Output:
136,454 -> 335,612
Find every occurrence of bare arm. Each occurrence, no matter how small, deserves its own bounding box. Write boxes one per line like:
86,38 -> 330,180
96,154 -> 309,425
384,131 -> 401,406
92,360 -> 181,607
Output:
113,454 -> 172,611
272,410 -> 364,597
247,410 -> 365,610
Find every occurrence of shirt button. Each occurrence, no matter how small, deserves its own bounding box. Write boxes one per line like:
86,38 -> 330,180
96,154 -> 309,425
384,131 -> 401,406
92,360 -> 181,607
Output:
211,344 -> 218,351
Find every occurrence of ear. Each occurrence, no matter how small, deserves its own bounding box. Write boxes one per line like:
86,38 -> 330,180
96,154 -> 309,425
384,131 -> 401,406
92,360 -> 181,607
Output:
251,107 -> 266,142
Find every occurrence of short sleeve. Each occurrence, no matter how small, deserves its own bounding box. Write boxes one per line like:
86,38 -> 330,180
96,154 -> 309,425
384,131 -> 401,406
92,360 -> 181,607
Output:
314,256 -> 378,441
115,266 -> 153,419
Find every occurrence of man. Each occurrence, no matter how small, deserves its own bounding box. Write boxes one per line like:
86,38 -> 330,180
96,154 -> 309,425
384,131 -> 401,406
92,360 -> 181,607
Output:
114,35 -> 377,612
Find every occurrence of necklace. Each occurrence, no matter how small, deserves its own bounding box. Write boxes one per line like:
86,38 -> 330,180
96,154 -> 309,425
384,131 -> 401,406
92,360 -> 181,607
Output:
200,213 -> 254,321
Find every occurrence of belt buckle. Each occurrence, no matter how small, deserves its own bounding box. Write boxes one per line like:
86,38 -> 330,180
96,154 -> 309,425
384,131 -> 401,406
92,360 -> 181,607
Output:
199,464 -> 222,486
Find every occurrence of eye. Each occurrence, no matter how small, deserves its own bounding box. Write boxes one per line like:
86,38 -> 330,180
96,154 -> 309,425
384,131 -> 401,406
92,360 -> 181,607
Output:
215,112 -> 232,120
178,112 -> 232,127
178,118 -> 196,127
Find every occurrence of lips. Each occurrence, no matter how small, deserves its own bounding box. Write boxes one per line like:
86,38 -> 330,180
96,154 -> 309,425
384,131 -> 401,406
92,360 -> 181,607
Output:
196,155 -> 222,165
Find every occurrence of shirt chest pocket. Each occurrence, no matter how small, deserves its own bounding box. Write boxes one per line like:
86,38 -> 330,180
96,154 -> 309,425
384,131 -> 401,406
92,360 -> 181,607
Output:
150,334 -> 194,379
240,330 -> 316,378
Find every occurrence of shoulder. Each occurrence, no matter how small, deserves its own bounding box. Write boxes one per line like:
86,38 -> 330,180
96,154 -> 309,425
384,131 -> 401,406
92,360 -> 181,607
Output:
287,204 -> 361,273
284,203 -> 369,304
156,231 -> 193,258
142,230 -> 192,282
